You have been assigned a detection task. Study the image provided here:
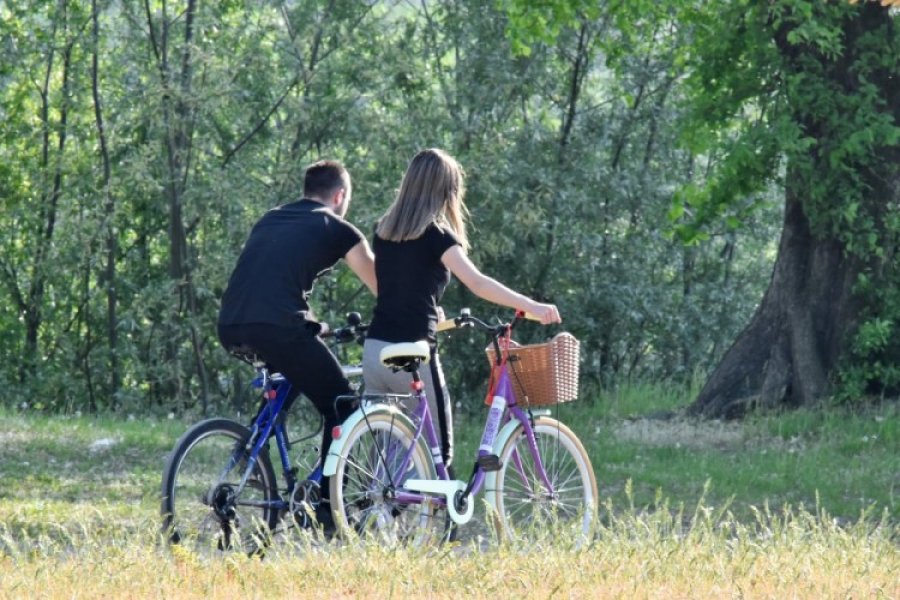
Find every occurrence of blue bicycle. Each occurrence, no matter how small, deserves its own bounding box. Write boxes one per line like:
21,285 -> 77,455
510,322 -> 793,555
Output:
160,313 -> 367,553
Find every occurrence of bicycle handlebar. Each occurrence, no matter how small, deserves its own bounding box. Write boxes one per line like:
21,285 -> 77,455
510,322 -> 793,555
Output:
321,311 -> 369,345
324,308 -> 536,343
436,308 -> 539,336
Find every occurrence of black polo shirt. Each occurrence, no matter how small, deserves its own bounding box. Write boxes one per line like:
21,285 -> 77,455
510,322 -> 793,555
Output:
218,199 -> 364,327
367,223 -> 461,343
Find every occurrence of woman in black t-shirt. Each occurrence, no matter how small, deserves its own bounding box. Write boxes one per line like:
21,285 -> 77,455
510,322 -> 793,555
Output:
363,148 -> 560,471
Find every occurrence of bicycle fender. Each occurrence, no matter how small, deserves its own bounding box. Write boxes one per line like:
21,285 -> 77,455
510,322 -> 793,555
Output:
482,418 -> 523,510
321,404 -> 416,477
483,412 -> 553,510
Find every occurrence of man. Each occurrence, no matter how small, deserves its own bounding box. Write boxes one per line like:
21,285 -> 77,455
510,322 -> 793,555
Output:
217,160 -> 376,524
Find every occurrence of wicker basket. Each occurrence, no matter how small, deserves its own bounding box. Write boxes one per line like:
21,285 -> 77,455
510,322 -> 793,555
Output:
486,332 -> 580,406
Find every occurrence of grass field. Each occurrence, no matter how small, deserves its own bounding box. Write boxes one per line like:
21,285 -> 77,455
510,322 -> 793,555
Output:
0,385 -> 897,598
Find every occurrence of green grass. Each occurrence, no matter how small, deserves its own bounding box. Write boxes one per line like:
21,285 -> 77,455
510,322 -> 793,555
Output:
454,384 -> 899,523
1,386 -> 897,537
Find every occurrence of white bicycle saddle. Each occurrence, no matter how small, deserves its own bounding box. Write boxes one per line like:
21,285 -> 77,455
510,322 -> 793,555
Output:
379,340 -> 430,368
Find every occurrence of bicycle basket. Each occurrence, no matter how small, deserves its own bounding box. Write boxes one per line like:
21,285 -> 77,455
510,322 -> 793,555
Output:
485,332 -> 580,406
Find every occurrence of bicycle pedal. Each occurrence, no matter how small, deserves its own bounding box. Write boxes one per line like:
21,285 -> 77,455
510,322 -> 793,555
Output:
477,454 -> 503,471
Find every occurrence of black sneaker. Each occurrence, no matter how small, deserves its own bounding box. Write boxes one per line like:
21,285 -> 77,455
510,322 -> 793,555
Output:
314,502 -> 337,539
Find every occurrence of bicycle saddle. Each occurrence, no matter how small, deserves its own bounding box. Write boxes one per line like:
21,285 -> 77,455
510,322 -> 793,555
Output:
228,345 -> 265,366
379,341 -> 430,369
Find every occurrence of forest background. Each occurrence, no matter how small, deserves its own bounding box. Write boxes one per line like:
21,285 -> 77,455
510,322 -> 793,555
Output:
1,0 -> 898,422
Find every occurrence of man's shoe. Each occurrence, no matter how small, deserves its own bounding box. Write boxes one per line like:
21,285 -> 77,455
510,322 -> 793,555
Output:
314,502 -> 337,539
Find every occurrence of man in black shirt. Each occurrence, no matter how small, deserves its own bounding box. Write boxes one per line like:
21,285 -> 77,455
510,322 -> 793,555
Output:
217,160 -> 376,511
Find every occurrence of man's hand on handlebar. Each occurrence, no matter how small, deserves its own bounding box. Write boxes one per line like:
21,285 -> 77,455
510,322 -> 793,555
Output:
322,312 -> 368,344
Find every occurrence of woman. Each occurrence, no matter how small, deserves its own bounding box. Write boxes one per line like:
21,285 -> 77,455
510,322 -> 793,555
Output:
363,148 -> 560,471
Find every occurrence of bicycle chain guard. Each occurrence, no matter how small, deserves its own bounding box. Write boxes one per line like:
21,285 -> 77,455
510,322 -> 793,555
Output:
403,478 -> 474,524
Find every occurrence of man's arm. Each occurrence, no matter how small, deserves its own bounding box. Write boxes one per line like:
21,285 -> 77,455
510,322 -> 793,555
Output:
345,239 -> 377,296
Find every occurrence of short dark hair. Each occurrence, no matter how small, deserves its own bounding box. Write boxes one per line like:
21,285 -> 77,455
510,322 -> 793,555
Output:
303,160 -> 349,200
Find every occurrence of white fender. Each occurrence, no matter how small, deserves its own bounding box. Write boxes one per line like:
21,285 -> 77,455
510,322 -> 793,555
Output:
322,403 -> 418,477
483,410 -> 552,511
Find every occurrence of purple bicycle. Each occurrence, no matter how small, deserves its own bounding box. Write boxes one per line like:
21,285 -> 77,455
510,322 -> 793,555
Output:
323,309 -> 598,544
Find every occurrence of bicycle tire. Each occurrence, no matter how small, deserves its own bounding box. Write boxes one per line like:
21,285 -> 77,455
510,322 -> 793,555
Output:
160,418 -> 279,554
328,411 -> 445,545
491,416 -> 598,543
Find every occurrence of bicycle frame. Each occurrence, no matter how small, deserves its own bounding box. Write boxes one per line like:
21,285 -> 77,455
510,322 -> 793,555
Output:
370,340 -> 559,525
222,367 -> 296,512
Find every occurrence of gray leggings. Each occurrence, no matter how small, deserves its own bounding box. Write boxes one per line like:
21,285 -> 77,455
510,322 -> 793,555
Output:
362,338 -> 454,466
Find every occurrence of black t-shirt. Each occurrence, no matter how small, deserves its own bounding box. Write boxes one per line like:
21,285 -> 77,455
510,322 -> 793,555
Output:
367,223 -> 461,343
218,199 -> 364,327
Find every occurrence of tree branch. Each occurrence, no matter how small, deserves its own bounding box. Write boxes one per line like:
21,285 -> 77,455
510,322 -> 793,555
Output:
221,75 -> 301,168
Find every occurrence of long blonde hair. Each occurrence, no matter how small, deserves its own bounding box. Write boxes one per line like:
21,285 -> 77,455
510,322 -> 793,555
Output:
376,148 -> 469,250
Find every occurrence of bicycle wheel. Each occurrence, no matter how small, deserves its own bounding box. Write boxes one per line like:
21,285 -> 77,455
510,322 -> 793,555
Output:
161,418 -> 279,554
492,416 -> 598,542
328,411 -> 444,544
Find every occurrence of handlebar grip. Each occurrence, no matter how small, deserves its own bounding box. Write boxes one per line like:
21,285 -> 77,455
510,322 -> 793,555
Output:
517,310 -> 541,322
436,318 -> 457,332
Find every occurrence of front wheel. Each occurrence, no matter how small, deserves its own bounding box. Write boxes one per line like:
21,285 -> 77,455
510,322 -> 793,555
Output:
491,416 -> 598,543
328,411 -> 444,545
161,418 -> 279,554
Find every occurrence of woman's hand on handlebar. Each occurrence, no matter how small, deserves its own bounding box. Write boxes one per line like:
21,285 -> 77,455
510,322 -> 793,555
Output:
522,302 -> 562,325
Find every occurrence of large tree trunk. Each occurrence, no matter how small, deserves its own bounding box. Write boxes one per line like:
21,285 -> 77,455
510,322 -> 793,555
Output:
689,182 -> 862,418
689,3 -> 898,418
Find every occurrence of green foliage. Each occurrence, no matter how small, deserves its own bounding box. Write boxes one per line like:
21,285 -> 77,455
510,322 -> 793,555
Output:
0,0 -> 783,414
652,1 -> 900,401
499,0 -> 601,56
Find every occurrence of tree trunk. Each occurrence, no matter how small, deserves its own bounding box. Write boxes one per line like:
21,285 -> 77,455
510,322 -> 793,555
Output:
689,181 -> 862,418
689,3 -> 899,418
23,2 -> 72,382
146,0 -> 210,411
92,0 -> 120,404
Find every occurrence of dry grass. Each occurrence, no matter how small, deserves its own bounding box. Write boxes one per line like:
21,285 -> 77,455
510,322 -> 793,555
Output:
1,503 -> 896,599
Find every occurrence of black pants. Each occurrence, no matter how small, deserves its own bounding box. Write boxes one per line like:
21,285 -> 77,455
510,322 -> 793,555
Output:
218,322 -> 356,494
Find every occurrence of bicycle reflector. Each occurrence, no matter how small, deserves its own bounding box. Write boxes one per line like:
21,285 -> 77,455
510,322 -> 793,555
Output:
332,425 -> 342,440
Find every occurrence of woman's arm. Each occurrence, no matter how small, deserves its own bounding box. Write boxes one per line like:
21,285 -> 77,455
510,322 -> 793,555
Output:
441,245 -> 560,324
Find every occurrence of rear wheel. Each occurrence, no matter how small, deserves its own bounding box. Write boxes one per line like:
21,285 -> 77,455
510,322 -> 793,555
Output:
328,411 -> 445,545
161,418 -> 279,554
492,416 -> 597,543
